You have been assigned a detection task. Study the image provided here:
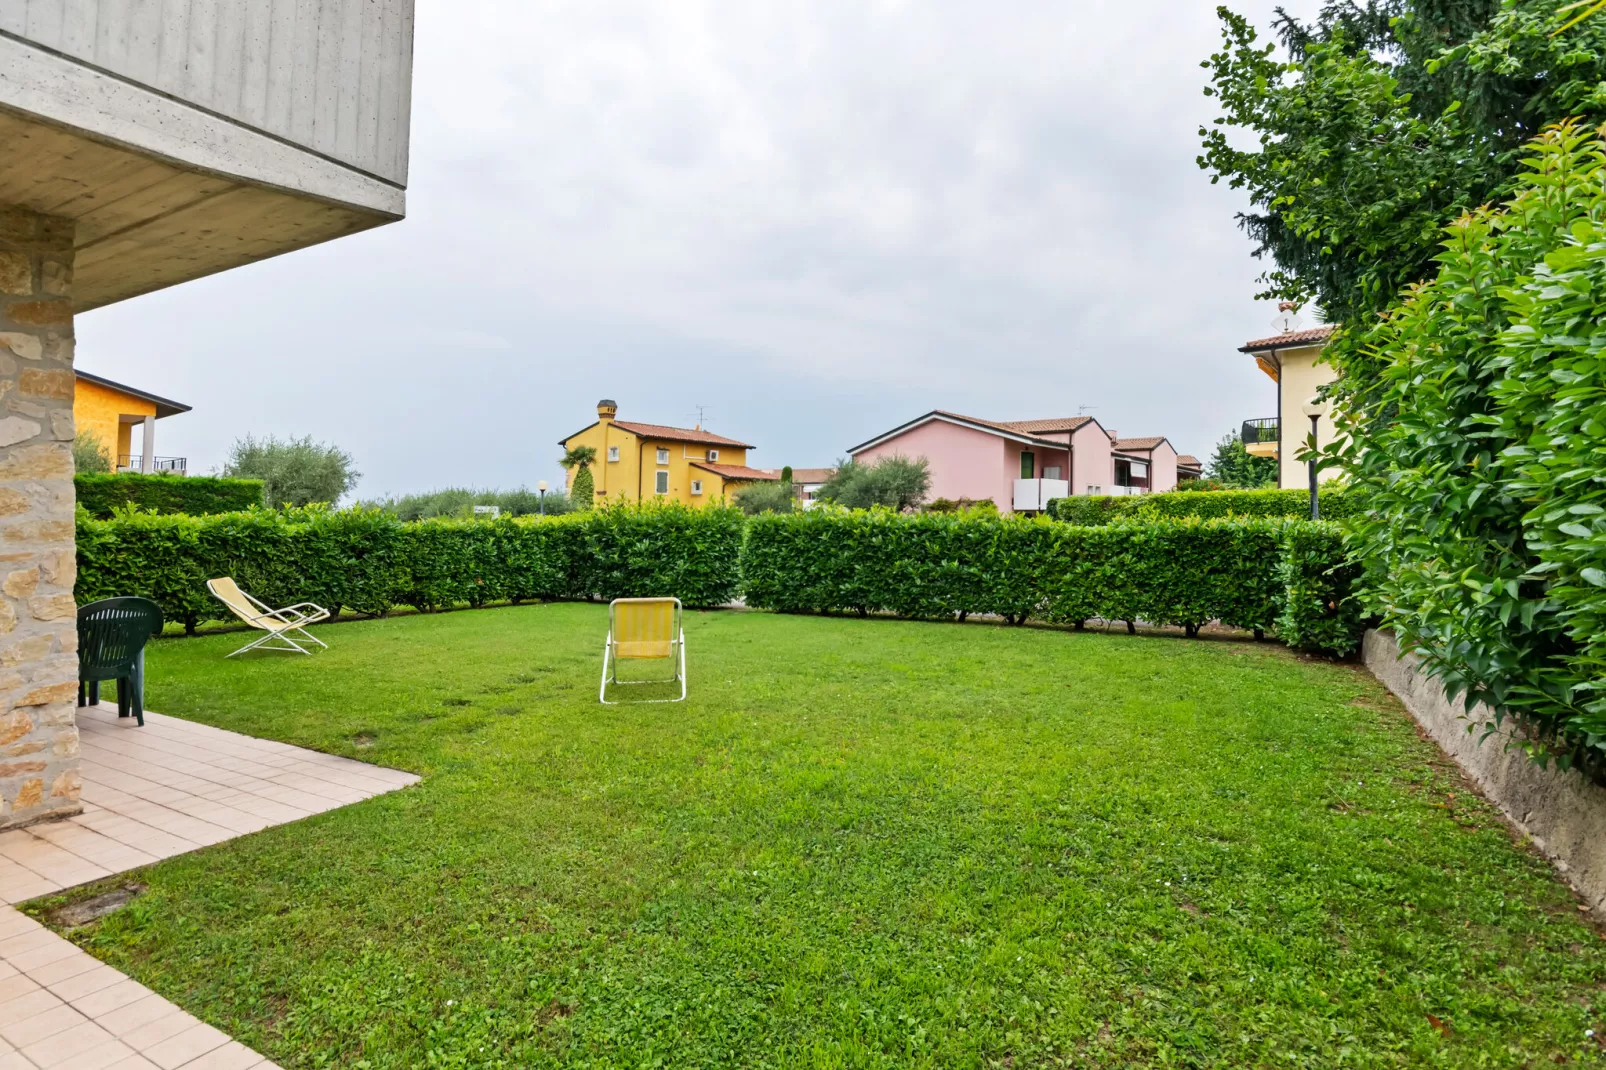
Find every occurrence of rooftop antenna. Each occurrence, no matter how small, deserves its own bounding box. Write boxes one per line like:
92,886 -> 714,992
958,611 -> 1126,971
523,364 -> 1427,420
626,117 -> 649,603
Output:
1271,300 -> 1303,334
689,404 -> 708,430
1077,404 -> 1098,416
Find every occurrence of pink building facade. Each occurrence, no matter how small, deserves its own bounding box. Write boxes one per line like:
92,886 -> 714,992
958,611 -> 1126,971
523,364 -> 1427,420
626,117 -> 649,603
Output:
848,411 -> 1185,515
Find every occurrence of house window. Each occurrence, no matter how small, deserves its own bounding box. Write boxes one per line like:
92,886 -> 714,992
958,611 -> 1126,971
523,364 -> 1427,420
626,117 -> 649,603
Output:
707,449 -> 719,462
1019,451 -> 1035,479
1044,465 -> 1062,480
607,446 -> 619,462
656,448 -> 669,464
691,480 -> 703,496
655,471 -> 669,494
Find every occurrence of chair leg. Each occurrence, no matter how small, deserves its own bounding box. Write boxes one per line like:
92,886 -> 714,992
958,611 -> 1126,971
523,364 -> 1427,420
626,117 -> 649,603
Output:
77,680 -> 86,708
133,650 -> 145,727
117,677 -> 129,718
88,680 -> 100,707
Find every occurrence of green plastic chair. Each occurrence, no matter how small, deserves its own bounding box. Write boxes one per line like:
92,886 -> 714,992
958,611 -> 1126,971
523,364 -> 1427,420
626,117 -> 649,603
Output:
77,597 -> 163,727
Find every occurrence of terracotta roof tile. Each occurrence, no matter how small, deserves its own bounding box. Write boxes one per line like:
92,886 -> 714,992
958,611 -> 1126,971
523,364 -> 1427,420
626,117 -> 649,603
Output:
789,468 -> 836,484
930,412 -> 1072,449
1239,325 -> 1334,353
1113,436 -> 1169,451
612,421 -> 754,449
691,462 -> 778,481
994,416 -> 1092,434
1177,454 -> 1202,467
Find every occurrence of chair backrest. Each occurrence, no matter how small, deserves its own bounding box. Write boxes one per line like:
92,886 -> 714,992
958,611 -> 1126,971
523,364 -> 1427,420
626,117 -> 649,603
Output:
207,577 -> 263,628
78,597 -> 164,680
610,598 -> 679,660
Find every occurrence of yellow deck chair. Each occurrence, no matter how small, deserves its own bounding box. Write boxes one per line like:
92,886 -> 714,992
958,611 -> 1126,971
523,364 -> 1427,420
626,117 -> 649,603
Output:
600,597 -> 686,704
207,577 -> 330,657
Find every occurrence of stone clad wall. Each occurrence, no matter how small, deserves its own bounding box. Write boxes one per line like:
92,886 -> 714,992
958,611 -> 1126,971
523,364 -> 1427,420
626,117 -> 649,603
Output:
0,206 -> 81,828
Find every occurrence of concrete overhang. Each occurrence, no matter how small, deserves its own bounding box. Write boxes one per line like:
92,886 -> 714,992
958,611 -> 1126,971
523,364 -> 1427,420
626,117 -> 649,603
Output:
0,16 -> 411,312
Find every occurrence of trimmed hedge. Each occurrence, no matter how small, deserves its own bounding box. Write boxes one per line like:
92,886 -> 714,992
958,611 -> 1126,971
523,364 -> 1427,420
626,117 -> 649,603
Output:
1048,486 -> 1357,526
75,473 -> 264,518
744,510 -> 1361,655
76,502 -> 744,633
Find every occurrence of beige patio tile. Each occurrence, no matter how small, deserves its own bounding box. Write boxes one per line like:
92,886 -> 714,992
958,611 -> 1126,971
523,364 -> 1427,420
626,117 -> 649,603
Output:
19,1017 -> 116,1066
101,1055 -> 161,1070
0,1001 -> 88,1048
26,949 -> 102,986
42,960 -> 126,1001
0,1052 -> 33,1070
72,977 -> 154,1018
58,1037 -> 142,1070
176,1039 -> 270,1069
142,1021 -> 231,1068
95,993 -> 184,1036
121,1010 -> 203,1053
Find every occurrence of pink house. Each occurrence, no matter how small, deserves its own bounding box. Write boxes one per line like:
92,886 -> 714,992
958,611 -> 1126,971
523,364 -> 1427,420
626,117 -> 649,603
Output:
848,411 -> 1186,514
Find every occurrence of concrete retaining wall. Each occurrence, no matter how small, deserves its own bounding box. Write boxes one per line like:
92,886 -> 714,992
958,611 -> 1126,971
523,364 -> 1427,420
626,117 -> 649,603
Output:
1364,628 -> 1606,912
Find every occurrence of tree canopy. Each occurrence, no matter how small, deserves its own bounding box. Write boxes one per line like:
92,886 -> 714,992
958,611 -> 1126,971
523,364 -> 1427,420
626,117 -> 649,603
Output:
1205,431 -> 1279,489
816,456 -> 932,512
222,435 -> 359,508
1199,0 -> 1606,328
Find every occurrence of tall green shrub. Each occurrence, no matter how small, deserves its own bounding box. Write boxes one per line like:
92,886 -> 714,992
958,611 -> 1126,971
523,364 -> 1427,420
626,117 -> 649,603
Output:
743,510 -> 1354,654
1048,486 -> 1353,525
76,501 -> 744,631
1336,122 -> 1606,768
75,473 -> 264,518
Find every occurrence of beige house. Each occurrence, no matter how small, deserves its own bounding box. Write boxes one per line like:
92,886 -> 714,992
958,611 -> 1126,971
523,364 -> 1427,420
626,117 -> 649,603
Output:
1238,325 -> 1339,488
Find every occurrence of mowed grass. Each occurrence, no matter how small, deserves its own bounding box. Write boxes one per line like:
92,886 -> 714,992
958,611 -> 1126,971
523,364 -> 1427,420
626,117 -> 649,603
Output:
27,604 -> 1606,1068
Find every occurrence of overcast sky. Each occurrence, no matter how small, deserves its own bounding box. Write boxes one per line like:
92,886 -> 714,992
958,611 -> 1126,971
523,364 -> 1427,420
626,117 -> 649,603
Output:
78,0 -> 1320,500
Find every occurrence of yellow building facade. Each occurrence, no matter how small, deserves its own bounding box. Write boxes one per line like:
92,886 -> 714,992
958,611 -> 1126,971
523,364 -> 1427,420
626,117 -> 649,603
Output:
73,371 -> 191,473
1237,327 -> 1340,488
560,401 -> 777,506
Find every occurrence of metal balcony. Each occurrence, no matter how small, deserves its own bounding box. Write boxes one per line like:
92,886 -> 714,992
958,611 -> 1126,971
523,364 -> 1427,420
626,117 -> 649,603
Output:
1241,418 -> 1280,445
117,456 -> 186,475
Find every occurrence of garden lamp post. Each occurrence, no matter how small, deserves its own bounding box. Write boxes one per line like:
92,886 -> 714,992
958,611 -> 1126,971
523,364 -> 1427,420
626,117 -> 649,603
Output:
1301,397 -> 1329,521
538,480 -> 548,517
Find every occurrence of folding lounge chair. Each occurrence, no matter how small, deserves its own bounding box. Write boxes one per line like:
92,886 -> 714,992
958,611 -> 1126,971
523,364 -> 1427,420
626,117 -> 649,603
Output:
207,577 -> 330,657
600,597 -> 686,704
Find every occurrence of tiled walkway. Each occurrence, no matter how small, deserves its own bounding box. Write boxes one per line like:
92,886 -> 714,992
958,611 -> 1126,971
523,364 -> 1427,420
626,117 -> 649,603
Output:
0,703 -> 419,1068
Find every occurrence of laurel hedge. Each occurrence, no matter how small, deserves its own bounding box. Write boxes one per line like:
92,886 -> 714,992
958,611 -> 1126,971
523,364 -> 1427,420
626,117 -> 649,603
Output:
76,502 -> 745,633
743,510 -> 1362,655
1048,486 -> 1357,526
75,473 -> 265,518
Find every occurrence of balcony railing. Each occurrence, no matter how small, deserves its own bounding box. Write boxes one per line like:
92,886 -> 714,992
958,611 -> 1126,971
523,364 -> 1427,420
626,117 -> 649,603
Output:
117,456 -> 187,475
1242,417 -> 1280,446
1013,478 -> 1070,512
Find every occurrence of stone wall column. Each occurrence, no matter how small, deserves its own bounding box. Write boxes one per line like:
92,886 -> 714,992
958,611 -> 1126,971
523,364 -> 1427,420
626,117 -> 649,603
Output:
0,205 -> 81,829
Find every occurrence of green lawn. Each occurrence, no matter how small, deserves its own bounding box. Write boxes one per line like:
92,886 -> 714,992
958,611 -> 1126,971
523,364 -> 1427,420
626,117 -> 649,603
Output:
29,605 -> 1606,1067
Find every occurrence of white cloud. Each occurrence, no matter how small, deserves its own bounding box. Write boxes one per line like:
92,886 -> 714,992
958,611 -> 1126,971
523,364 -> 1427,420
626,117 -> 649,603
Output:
78,0 -> 1323,493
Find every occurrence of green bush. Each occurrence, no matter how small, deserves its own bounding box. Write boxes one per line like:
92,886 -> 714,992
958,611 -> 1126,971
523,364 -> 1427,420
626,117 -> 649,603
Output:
1333,123 -> 1606,769
1047,486 -> 1354,525
743,509 -> 1357,654
77,501 -> 745,632
1277,523 -> 1364,659
75,473 -> 265,518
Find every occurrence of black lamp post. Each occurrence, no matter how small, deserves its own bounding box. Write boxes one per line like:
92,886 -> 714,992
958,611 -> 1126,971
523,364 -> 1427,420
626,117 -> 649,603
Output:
1301,397 -> 1329,521
538,480 -> 548,517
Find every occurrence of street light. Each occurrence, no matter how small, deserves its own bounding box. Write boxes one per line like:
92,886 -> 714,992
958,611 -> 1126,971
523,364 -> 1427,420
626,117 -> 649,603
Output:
537,480 -> 548,517
1301,396 -> 1329,521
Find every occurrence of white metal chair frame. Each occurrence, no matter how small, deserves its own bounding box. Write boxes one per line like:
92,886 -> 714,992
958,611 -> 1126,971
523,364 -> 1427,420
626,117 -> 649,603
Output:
599,597 -> 686,704
207,578 -> 331,657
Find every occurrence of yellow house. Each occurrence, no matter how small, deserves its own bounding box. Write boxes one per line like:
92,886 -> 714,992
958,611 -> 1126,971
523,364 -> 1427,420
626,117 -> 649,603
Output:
560,400 -> 778,506
1237,325 -> 1338,488
73,371 -> 191,474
